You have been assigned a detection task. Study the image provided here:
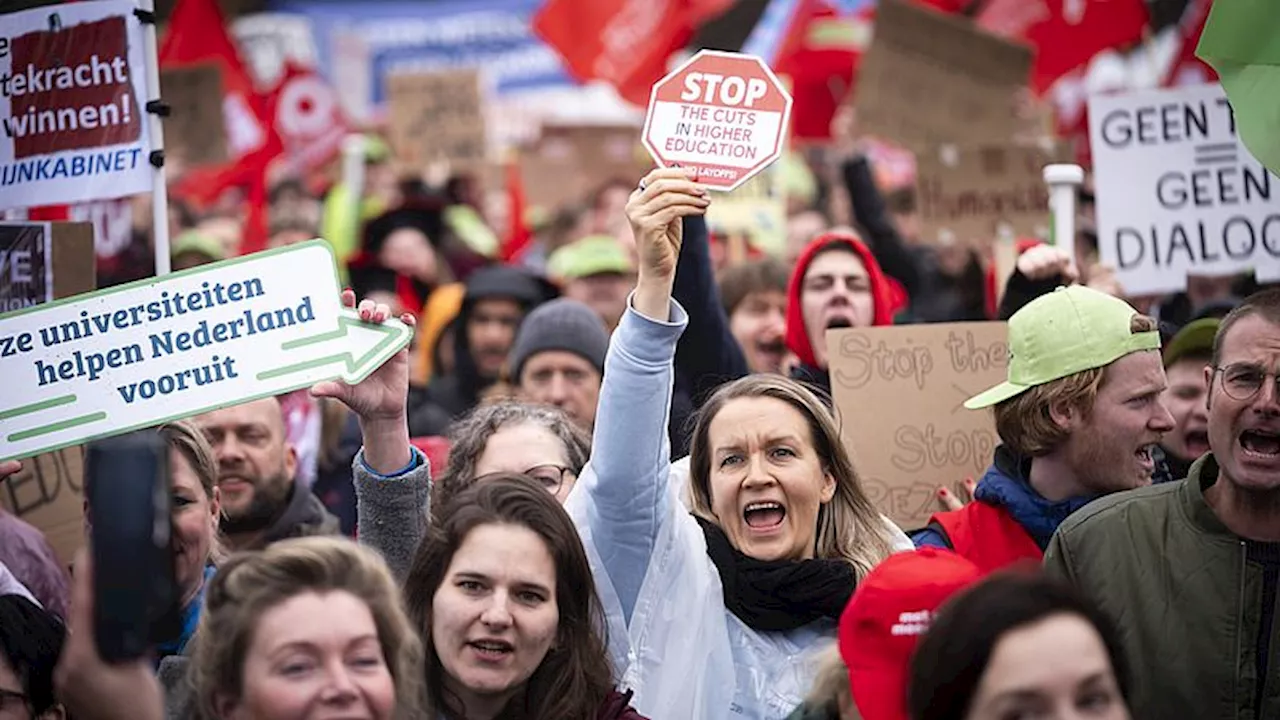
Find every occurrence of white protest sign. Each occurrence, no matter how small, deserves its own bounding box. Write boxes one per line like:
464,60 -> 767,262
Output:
642,50 -> 792,192
0,1 -> 154,209
0,241 -> 410,462
1089,84 -> 1280,295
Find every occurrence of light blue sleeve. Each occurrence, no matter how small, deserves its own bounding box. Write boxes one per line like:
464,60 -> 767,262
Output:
576,295 -> 688,622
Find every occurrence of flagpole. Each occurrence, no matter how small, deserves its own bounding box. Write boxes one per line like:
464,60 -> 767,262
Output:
138,0 -> 171,276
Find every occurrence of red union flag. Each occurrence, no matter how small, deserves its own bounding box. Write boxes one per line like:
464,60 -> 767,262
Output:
642,50 -> 792,192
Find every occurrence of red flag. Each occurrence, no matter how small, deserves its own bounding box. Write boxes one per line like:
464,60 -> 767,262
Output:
500,159 -> 533,263
977,0 -> 1149,94
160,0 -> 282,208
264,62 -> 349,177
533,0 -> 732,106
1163,0 -> 1216,87
774,1 -> 874,141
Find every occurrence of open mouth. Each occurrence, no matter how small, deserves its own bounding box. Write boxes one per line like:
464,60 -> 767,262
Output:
825,317 -> 853,331
1184,430 -> 1210,456
1240,429 -> 1280,458
1135,445 -> 1155,470
756,338 -> 785,357
468,639 -> 514,661
743,501 -> 786,531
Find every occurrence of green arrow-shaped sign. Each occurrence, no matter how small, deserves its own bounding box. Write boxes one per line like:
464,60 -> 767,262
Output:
0,241 -> 411,463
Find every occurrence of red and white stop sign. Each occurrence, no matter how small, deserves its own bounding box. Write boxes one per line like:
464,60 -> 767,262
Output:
642,50 -> 793,192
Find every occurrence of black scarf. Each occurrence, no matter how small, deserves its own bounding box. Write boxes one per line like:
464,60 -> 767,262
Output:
696,516 -> 856,632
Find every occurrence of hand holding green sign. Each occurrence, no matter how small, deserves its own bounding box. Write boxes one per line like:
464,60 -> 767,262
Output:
0,241 -> 412,463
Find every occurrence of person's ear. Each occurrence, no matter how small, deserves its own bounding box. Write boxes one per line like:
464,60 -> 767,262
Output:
1204,365 -> 1215,411
38,703 -> 67,720
820,470 -> 837,504
1048,398 -> 1080,431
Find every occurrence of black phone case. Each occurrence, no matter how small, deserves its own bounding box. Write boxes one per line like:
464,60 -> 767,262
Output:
86,431 -> 180,663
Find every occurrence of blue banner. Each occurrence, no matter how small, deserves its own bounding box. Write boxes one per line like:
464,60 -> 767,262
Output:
267,0 -> 574,101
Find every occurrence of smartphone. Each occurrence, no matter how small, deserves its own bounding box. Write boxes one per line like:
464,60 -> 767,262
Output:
86,431 -> 181,662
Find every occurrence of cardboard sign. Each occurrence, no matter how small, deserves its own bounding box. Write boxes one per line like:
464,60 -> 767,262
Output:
0,222 -> 53,311
386,69 -> 486,169
0,0 -> 153,208
643,50 -> 792,192
0,241 -> 411,462
916,143 -> 1063,247
1089,84 -> 1280,295
0,221 -> 95,565
827,322 -> 1010,530
853,0 -> 1033,151
521,124 -> 652,212
705,162 -> 786,255
159,64 -> 228,168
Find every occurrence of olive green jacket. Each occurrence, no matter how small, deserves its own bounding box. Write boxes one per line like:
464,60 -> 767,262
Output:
1045,454 -> 1280,720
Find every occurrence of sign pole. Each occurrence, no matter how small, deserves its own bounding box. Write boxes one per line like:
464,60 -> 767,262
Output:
138,0 -> 171,276
1043,164 -> 1084,275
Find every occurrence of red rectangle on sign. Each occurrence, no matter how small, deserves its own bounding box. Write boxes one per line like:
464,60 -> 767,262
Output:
7,16 -> 141,159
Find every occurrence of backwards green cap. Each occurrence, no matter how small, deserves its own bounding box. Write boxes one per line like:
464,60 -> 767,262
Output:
965,286 -> 1161,410
547,235 -> 634,281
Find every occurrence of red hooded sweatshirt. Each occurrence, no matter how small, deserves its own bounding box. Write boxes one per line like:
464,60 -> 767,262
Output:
785,232 -> 899,370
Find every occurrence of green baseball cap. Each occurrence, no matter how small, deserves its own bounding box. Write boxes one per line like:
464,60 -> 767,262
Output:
965,286 -> 1162,410
547,235 -> 634,281
1163,318 -> 1220,368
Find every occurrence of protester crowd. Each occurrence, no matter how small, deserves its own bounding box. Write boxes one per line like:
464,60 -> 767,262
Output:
2,78 -> 1280,720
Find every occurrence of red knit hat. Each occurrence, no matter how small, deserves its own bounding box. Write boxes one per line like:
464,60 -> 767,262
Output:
839,548 -> 983,720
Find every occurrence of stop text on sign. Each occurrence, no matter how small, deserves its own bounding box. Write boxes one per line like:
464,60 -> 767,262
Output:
643,50 -> 792,192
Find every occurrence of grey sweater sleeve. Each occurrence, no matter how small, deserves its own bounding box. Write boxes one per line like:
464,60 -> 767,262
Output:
354,447 -> 432,582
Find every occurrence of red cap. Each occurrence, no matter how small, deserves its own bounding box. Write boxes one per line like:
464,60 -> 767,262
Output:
839,548 -> 983,720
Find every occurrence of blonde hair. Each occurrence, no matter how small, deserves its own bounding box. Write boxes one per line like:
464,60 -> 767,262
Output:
993,314 -> 1158,457
688,375 -> 896,580
805,643 -> 858,718
160,420 -> 227,564
191,537 -> 424,720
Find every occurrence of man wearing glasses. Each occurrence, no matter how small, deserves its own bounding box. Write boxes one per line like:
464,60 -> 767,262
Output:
1046,289 -> 1280,720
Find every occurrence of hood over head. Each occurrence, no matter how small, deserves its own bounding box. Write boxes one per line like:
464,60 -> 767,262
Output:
785,231 -> 896,368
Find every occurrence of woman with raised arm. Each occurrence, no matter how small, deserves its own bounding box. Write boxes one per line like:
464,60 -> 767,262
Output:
565,167 -> 912,720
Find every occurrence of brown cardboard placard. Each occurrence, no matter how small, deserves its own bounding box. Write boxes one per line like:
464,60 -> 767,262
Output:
160,64 -> 229,168
386,69 -> 487,170
520,124 -> 652,211
827,322 -> 1009,531
916,143 -> 1063,247
0,222 -> 95,565
853,0 -> 1033,151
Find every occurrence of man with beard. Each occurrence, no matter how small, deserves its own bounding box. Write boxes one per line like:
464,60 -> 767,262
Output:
1045,289 -> 1280,719
915,286 -> 1175,572
1160,317 -> 1218,479
423,265 -> 554,421
193,397 -> 340,551
784,231 -> 900,395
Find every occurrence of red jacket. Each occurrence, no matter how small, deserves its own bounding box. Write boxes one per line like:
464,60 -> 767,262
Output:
929,500 -> 1043,574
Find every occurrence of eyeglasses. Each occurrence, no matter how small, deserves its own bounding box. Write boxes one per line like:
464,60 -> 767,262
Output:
475,464 -> 575,495
1213,364 -> 1280,402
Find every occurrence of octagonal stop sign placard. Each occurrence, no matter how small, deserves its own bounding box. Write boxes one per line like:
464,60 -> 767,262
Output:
642,50 -> 793,192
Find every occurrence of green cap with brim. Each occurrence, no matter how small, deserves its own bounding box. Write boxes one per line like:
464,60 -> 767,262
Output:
1163,317 -> 1220,368
546,235 -> 634,281
1197,1 -> 1280,176
965,286 -> 1162,410
171,230 -> 225,262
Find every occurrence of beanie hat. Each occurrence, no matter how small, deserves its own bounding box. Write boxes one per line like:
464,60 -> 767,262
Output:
508,299 -> 609,382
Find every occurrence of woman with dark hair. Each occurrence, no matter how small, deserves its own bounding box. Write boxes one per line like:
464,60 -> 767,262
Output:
403,474 -> 645,720
908,572 -> 1131,720
0,594 -> 65,720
